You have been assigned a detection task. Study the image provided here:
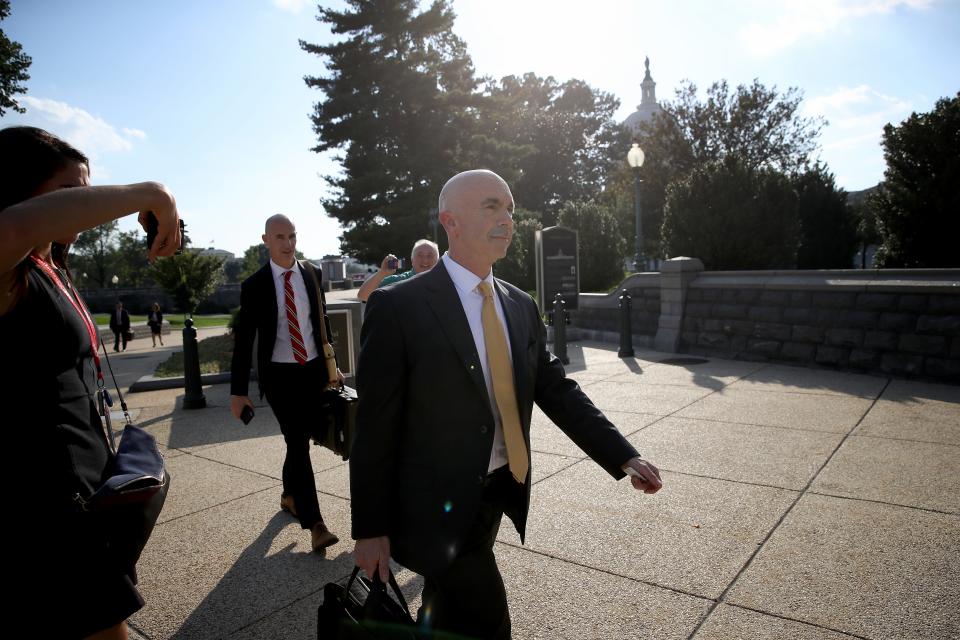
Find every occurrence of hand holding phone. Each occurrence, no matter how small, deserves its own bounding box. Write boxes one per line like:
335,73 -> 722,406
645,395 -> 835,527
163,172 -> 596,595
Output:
240,406 -> 255,425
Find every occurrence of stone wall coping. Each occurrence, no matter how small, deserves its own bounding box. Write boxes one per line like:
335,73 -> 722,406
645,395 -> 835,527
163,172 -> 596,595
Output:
578,273 -> 661,309
690,269 -> 960,294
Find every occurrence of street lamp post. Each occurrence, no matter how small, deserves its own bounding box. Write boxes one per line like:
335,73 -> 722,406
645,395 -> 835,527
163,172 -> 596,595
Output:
627,142 -> 645,272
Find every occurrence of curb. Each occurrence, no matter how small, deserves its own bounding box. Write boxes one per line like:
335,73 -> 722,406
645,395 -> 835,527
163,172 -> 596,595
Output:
129,371 -> 235,392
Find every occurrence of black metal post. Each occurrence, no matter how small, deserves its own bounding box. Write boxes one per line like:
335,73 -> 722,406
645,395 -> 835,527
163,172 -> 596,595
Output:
182,317 -> 206,409
618,289 -> 634,358
552,293 -> 569,365
632,169 -> 645,272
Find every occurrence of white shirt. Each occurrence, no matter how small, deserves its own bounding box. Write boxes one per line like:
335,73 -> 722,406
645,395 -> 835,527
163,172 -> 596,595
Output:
442,252 -> 512,473
269,259 -> 319,363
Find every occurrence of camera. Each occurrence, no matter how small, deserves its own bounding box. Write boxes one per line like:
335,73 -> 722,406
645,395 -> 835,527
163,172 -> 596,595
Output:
145,212 -> 186,255
387,258 -> 403,271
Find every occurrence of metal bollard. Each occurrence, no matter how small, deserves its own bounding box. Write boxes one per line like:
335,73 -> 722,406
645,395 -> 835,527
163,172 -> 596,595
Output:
182,317 -> 207,409
618,289 -> 635,358
552,293 -> 569,365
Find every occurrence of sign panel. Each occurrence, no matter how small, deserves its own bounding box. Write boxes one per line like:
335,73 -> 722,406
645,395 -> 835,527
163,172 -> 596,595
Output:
535,226 -> 579,312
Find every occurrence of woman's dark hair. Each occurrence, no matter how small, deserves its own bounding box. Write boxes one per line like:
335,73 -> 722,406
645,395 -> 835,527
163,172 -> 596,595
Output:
0,127 -> 89,289
0,126 -> 89,212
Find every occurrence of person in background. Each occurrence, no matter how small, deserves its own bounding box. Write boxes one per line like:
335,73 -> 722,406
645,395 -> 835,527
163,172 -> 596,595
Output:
0,125 -> 180,640
230,213 -> 344,553
147,302 -> 164,347
109,300 -> 131,351
356,238 -> 439,302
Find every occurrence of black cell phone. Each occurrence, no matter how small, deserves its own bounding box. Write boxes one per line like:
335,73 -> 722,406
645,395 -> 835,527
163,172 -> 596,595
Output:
145,212 -> 186,255
240,406 -> 255,425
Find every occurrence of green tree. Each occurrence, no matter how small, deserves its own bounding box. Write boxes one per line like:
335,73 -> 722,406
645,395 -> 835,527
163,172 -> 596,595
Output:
661,158 -> 799,270
494,209 -> 541,293
71,221 -> 120,288
873,92 -> 960,268
112,230 -> 153,287
624,78 -> 824,261
239,244 -> 269,281
794,165 -> 857,269
557,200 -> 626,291
848,187 -> 881,268
302,0 -> 491,264
483,73 -> 631,222
0,0 -> 31,117
150,251 -> 224,316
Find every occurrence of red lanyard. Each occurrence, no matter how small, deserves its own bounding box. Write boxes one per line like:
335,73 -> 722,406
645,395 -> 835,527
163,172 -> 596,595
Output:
29,253 -> 103,380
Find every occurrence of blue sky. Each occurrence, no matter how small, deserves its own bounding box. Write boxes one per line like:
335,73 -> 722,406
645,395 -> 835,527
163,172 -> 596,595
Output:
4,0 -> 958,260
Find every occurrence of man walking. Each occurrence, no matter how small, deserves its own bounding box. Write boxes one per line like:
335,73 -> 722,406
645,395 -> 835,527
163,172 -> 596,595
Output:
109,301 -> 130,352
230,214 -> 342,553
350,170 -> 662,638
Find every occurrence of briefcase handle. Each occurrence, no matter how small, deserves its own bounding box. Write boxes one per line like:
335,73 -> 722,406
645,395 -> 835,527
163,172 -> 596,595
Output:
346,565 -> 413,619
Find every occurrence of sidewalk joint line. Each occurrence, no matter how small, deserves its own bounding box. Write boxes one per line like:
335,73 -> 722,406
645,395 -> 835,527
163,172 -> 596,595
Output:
807,490 -> 959,517
722,602 -> 875,639
494,540 -> 711,603
686,377 -> 893,640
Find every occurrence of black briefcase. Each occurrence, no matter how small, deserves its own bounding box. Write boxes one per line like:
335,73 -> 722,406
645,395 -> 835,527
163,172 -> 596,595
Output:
317,567 -> 417,639
311,384 -> 357,461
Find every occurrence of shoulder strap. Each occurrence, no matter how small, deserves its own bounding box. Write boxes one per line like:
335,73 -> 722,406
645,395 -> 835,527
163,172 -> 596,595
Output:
301,260 -> 331,348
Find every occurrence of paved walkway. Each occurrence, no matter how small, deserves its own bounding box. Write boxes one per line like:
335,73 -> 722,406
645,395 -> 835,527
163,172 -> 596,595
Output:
120,342 -> 959,639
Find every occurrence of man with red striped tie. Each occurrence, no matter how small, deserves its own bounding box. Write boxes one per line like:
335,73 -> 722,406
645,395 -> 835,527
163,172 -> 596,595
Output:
230,214 -> 343,552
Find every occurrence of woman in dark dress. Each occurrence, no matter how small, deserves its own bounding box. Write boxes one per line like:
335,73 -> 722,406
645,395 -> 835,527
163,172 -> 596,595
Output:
148,302 -> 164,347
0,127 -> 181,640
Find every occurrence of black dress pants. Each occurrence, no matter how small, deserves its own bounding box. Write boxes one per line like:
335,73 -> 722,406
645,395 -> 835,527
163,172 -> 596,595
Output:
419,466 -> 516,640
112,329 -> 128,351
264,359 -> 326,530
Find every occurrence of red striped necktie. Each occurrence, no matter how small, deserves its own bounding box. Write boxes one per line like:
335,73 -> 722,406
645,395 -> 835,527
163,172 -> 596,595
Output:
283,270 -> 308,365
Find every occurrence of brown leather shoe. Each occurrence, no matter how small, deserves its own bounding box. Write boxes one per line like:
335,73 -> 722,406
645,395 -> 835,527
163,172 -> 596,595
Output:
280,494 -> 297,518
311,522 -> 339,552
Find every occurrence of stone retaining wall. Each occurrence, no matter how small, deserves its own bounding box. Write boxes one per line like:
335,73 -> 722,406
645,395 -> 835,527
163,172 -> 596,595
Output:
569,262 -> 960,383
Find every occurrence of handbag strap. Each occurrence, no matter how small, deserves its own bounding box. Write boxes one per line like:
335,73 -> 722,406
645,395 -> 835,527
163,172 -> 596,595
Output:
300,260 -> 333,349
345,566 -> 413,618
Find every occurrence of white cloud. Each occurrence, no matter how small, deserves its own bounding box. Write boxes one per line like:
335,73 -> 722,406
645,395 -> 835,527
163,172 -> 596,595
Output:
740,0 -> 934,57
804,85 -> 917,188
122,127 -> 147,139
20,96 -> 147,156
271,0 -> 311,13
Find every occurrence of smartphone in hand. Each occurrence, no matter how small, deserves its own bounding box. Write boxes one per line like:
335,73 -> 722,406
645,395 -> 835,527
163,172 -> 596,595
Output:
240,405 -> 255,425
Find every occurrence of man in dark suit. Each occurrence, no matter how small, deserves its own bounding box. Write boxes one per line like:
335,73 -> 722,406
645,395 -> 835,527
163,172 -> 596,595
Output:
351,170 -> 663,639
230,214 -> 342,553
109,301 -> 131,352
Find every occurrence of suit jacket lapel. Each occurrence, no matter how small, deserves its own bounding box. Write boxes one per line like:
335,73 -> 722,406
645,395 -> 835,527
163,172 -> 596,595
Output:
256,263 -> 279,349
423,262 -> 492,407
298,260 -> 322,340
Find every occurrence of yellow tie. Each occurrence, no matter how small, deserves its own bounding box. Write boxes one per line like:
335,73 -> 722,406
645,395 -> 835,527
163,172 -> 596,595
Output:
477,281 -> 529,484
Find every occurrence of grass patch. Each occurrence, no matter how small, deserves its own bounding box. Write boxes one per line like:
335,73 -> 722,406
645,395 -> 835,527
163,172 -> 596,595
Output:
93,313 -> 231,328
154,333 -> 234,378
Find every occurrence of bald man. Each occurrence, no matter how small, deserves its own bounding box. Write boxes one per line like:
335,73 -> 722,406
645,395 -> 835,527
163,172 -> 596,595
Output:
230,214 -> 343,553
350,171 -> 662,639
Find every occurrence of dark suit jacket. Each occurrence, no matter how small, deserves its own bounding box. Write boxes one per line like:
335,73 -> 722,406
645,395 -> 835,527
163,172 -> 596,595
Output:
109,309 -> 130,333
230,261 -> 335,398
350,261 -> 639,578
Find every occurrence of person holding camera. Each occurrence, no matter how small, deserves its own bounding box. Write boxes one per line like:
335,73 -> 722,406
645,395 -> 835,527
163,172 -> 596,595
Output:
356,238 -> 439,302
0,126 -> 180,640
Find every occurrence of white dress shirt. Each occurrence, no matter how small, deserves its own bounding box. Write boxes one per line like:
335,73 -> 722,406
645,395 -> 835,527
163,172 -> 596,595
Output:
269,260 -> 319,363
442,252 -> 512,473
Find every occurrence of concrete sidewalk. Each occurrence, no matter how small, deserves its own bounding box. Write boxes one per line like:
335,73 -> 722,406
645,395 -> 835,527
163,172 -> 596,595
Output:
123,342 -> 959,639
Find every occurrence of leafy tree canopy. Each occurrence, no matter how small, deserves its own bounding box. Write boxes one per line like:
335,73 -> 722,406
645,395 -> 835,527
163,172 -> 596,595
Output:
556,200 -> 626,292
0,0 -> 31,117
873,92 -> 960,268
661,158 -> 799,270
794,164 -> 857,269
